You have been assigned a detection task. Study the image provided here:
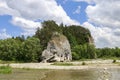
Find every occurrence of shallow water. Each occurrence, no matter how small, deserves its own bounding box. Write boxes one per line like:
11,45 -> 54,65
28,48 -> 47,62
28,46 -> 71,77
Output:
0,68 -> 120,80
41,69 -> 97,80
41,68 -> 120,80
0,69 -> 49,80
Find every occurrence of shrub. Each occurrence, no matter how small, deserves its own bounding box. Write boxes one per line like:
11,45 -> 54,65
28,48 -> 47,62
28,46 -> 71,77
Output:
72,52 -> 80,60
81,62 -> 86,65
112,59 -> 116,63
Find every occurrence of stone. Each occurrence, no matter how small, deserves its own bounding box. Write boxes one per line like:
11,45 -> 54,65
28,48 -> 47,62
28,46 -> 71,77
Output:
41,32 -> 72,62
88,36 -> 94,45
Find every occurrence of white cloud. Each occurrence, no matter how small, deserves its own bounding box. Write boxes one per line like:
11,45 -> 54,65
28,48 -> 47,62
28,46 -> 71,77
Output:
2,0 -> 79,25
73,6 -> 81,14
0,28 -> 11,39
0,0 -> 20,16
21,29 -> 37,37
11,17 -> 41,36
73,0 -> 94,4
11,17 -> 41,29
86,0 -> 120,28
84,0 -> 120,48
0,0 -> 79,36
83,22 -> 120,48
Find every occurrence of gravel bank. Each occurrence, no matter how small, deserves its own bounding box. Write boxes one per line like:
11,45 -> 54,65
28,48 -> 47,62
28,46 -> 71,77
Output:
0,60 -> 120,70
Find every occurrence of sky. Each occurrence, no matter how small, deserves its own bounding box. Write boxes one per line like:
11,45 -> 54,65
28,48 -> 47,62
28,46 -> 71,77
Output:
0,0 -> 120,48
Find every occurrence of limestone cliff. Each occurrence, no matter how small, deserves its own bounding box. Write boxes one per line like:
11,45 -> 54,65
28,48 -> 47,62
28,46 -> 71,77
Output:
41,32 -> 72,62
88,36 -> 94,45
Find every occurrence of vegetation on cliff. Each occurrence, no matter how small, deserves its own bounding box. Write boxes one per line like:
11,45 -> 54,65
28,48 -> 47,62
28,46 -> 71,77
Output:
35,20 -> 96,60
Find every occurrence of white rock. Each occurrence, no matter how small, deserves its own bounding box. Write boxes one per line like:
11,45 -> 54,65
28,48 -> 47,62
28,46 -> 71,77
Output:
41,32 -> 72,62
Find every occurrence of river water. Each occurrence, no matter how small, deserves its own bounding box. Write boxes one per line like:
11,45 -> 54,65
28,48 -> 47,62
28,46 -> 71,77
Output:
0,68 -> 120,80
41,68 -> 120,80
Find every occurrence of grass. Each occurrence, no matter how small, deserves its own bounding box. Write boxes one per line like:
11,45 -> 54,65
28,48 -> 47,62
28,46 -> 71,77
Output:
0,65 -> 12,74
0,60 -> 27,64
51,62 -> 73,66
0,60 -> 18,64
100,57 -> 120,60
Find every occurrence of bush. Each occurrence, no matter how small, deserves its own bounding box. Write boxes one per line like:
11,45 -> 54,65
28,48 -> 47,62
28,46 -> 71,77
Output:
72,52 -> 80,60
112,59 -> 116,63
81,62 -> 86,65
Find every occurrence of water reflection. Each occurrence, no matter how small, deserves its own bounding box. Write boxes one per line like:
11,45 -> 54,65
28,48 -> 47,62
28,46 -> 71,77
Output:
42,69 -> 97,80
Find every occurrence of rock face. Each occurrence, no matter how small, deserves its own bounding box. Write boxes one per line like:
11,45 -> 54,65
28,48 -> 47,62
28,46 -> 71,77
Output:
88,36 -> 94,45
41,32 -> 72,62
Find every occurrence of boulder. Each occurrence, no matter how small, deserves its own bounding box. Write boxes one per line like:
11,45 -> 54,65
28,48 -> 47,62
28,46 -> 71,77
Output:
41,32 -> 72,62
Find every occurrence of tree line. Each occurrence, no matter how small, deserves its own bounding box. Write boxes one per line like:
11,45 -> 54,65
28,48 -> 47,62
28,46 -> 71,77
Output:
0,20 -> 119,62
0,37 -> 41,62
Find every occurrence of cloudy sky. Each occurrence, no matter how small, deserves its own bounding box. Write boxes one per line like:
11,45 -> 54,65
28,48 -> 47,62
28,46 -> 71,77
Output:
0,0 -> 120,48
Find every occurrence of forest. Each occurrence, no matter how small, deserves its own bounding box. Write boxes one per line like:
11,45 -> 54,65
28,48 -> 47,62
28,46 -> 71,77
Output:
0,20 -> 120,62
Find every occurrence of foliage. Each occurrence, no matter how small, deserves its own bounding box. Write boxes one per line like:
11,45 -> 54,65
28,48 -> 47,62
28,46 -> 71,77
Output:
112,59 -> 116,63
0,38 -> 21,61
17,37 -> 42,62
35,21 -> 92,50
72,52 -> 80,60
81,62 -> 86,65
72,44 -> 96,60
35,20 -> 62,50
62,25 -> 92,47
0,65 -> 12,74
96,47 -> 120,58
0,37 -> 41,62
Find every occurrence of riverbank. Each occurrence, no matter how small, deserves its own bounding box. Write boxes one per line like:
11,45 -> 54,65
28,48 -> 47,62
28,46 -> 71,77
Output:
0,59 -> 120,70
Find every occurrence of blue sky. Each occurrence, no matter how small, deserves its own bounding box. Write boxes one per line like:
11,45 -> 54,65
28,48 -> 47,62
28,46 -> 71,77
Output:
0,15 -> 23,36
57,0 -> 88,23
0,0 -> 120,48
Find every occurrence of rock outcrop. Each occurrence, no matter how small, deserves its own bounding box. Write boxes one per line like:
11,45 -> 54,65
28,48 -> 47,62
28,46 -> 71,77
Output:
41,32 -> 72,62
88,36 -> 94,45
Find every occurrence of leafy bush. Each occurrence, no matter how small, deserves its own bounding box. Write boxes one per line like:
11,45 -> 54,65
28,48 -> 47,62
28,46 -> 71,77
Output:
112,59 -> 116,63
81,62 -> 86,65
72,52 -> 80,60
0,37 -> 41,62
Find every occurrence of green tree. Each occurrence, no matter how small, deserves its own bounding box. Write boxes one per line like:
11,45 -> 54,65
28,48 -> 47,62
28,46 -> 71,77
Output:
35,20 -> 62,50
62,25 -> 92,45
86,44 -> 96,59
0,38 -> 21,61
114,47 -> 120,57
19,37 -> 41,62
